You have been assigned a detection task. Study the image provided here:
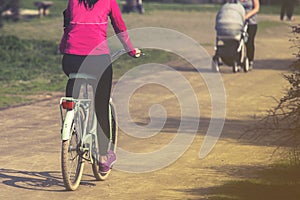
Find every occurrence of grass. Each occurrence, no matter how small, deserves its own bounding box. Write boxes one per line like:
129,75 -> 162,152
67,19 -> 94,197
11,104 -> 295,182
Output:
0,34 -> 180,108
17,1 -> 300,16
257,20 -> 286,33
0,35 -> 61,81
144,2 -> 300,15
144,2 -> 221,13
0,34 -> 65,108
112,48 -> 179,78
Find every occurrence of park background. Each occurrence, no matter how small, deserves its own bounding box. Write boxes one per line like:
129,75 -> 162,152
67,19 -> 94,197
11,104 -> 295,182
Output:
1,0 -> 300,199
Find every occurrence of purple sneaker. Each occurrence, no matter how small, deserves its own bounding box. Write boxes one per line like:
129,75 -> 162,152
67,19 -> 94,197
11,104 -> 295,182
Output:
99,150 -> 116,173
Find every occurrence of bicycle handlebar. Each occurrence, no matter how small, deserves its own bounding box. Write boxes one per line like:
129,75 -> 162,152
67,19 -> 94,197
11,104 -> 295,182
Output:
111,48 -> 144,60
111,49 -> 127,60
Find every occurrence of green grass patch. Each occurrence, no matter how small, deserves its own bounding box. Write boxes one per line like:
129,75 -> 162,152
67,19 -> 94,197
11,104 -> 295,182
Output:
0,33 -> 180,108
0,76 -> 66,108
18,1 -> 299,16
113,48 -> 180,78
259,4 -> 300,15
0,17 -> 62,41
0,34 -> 65,108
258,20 -> 286,33
143,2 -> 300,15
0,35 -> 61,82
0,95 -> 29,109
144,2 -> 221,13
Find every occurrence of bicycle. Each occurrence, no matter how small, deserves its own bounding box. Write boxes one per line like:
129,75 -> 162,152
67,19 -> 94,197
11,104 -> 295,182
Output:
59,50 -> 125,191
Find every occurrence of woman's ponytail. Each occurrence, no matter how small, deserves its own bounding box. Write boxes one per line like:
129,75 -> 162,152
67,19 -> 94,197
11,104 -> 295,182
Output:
78,0 -> 99,9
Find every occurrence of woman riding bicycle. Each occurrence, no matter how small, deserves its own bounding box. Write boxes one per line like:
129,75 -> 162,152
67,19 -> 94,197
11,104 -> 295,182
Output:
59,0 -> 141,173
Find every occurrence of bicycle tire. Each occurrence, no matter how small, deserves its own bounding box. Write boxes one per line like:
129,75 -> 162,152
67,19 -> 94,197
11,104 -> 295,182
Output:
92,102 -> 118,181
61,109 -> 85,191
243,57 -> 250,73
232,61 -> 239,73
212,56 -> 220,72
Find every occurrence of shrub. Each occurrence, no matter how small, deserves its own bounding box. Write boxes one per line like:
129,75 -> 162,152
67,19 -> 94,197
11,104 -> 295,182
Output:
256,25 -> 300,164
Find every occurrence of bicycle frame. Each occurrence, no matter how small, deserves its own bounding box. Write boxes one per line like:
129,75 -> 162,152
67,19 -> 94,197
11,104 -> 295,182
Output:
60,49 -> 125,149
60,96 -> 98,163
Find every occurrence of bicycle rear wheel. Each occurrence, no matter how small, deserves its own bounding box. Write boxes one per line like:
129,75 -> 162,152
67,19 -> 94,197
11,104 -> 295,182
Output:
92,102 -> 118,181
61,109 -> 85,191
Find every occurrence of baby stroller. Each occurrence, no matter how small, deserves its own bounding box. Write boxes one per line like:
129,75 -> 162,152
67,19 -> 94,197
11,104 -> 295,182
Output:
212,2 -> 249,73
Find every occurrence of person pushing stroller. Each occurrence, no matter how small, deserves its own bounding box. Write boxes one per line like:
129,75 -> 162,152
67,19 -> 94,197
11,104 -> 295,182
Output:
212,0 -> 259,73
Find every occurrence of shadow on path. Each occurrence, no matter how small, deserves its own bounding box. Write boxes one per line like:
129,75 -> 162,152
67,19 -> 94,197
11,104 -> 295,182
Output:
175,164 -> 300,200
168,58 -> 293,73
0,168 -> 95,192
134,116 -> 295,148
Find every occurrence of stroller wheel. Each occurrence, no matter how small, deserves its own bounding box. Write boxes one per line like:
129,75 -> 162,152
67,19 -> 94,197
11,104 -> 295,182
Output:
243,57 -> 250,73
212,56 -> 219,72
232,61 -> 239,73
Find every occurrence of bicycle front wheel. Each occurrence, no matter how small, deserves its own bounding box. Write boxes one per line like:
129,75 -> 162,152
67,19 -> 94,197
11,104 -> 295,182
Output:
61,110 -> 85,191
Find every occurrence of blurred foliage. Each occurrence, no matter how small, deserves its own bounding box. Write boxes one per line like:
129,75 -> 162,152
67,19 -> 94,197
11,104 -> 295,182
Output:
0,0 -> 20,27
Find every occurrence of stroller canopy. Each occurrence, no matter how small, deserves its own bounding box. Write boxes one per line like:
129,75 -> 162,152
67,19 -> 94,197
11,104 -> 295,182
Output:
215,3 -> 246,38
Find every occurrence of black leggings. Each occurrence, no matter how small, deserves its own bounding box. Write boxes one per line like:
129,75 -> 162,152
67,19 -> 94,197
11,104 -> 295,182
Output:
62,54 -> 112,156
246,24 -> 257,62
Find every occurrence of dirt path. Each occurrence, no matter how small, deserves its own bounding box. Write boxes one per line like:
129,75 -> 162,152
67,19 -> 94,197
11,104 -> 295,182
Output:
0,12 -> 297,199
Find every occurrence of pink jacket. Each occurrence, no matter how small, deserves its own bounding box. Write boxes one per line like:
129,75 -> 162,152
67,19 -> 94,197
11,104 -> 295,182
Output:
59,0 -> 135,56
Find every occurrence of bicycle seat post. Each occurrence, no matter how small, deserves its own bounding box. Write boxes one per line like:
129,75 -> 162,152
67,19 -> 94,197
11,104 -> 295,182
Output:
83,80 -> 89,99
69,73 -> 96,100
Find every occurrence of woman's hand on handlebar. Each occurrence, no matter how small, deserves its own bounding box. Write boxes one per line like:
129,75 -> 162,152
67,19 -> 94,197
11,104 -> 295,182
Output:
129,48 -> 142,58
134,48 -> 142,58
